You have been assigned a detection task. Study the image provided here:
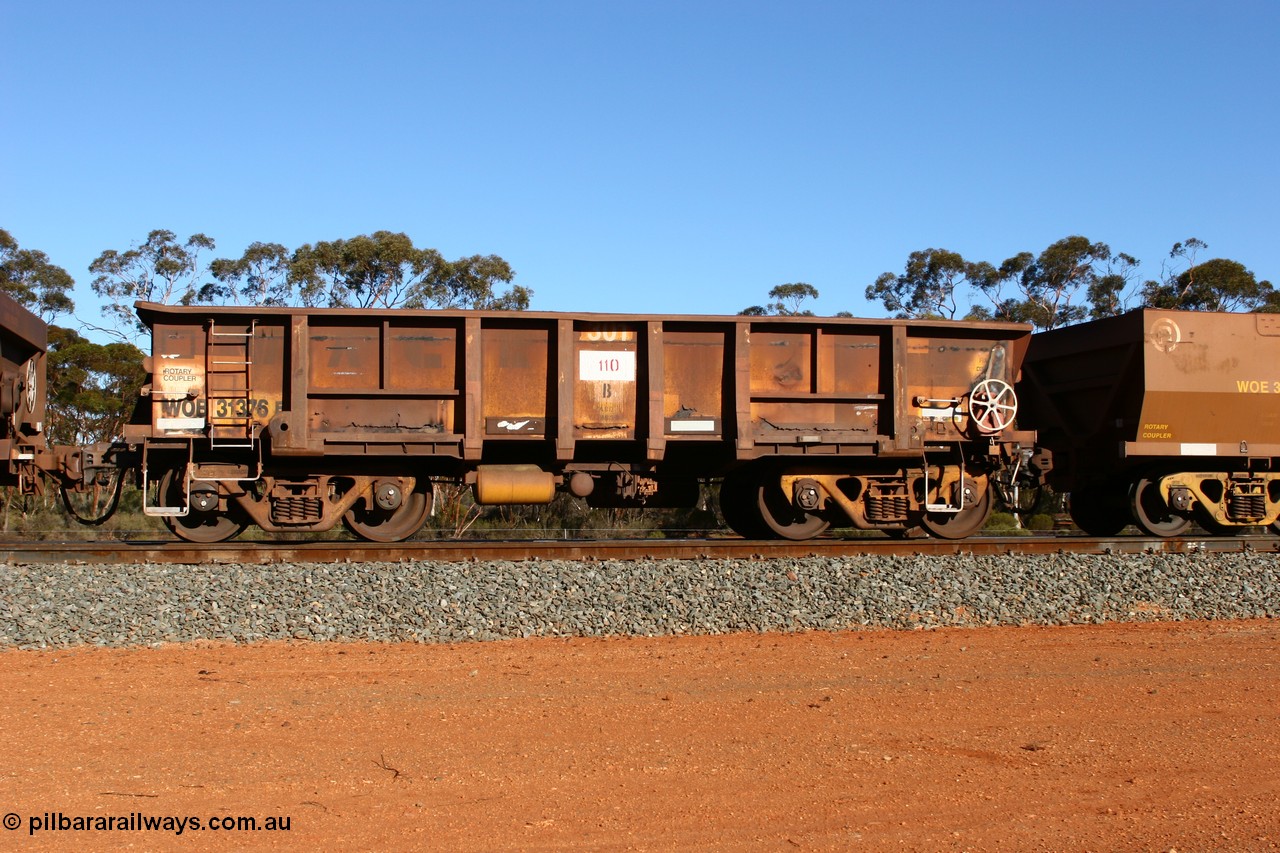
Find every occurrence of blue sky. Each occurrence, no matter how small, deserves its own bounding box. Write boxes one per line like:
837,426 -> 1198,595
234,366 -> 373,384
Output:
4,0 -> 1277,334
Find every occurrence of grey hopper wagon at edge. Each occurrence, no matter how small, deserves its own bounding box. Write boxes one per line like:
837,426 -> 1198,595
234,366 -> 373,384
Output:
1,293 -> 113,509
0,291 -> 49,491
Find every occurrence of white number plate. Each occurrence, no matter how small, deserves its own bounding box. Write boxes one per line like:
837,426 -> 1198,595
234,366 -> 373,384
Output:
579,350 -> 636,382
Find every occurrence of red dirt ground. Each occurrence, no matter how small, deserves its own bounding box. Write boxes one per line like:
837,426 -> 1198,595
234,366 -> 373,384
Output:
2,621 -> 1278,851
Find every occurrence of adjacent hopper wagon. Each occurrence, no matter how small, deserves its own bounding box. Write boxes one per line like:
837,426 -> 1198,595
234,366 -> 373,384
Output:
1020,308 -> 1280,536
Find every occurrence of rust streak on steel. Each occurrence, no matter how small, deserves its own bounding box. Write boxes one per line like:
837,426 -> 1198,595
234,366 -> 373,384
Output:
2,535 -> 1278,566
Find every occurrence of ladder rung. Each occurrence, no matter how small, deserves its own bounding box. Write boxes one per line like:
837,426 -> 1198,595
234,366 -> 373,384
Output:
206,320 -> 255,452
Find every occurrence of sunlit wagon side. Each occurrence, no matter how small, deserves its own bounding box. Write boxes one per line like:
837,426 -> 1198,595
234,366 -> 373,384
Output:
126,302 -> 1035,542
1019,308 -> 1280,536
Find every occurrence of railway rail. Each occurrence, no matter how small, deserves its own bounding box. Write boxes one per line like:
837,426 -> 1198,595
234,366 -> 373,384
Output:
3,533 -> 1278,566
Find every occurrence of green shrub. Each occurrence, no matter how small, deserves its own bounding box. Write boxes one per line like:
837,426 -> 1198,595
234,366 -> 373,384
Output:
984,511 -> 1018,530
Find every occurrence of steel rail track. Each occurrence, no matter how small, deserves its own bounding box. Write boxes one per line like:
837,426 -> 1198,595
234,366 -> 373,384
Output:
3,534 -> 1279,565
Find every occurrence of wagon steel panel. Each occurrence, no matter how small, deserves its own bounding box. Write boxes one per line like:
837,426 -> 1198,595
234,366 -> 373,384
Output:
662,327 -> 726,438
573,323 -> 638,440
133,302 -> 1033,471
482,325 -> 548,437
1021,309 -> 1280,490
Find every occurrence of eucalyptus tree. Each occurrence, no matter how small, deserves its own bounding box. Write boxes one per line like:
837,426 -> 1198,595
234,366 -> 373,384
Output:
202,241 -> 293,306
0,228 -> 75,321
288,231 -> 528,310
1140,239 -> 1277,312
44,327 -> 146,447
415,253 -> 531,310
968,236 -> 1138,330
866,249 -> 974,320
88,229 -> 215,341
740,282 -> 820,316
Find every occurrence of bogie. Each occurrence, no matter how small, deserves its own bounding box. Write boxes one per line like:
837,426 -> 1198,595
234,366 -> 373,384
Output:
157,469 -> 248,544
719,462 -> 1000,541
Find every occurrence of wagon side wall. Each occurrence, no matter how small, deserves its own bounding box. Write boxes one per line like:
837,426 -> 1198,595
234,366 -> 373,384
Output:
1020,309 -> 1280,487
135,303 -> 1033,475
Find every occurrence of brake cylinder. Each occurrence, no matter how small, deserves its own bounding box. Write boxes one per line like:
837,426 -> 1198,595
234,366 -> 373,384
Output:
473,465 -> 556,505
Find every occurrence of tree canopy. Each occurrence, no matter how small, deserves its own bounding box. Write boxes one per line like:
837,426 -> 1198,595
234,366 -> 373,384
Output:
866,236 -> 1277,329
865,249 -> 974,320
288,232 -> 529,311
740,282 -> 820,316
963,236 -> 1139,329
203,242 -> 293,307
89,229 -> 216,340
1140,239 -> 1277,312
44,327 -> 146,446
85,229 -> 531,341
0,228 -> 75,321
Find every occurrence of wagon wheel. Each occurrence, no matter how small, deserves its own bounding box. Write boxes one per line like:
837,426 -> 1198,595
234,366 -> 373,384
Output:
920,475 -> 992,540
718,472 -> 769,539
1130,476 -> 1190,538
1068,483 -> 1128,537
60,467 -> 125,526
159,469 -> 248,544
754,471 -> 830,541
343,478 -> 433,542
967,379 -> 1018,434
1271,519 -> 1280,537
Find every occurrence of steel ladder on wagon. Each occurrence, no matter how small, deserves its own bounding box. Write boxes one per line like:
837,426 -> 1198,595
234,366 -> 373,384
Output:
205,318 -> 257,448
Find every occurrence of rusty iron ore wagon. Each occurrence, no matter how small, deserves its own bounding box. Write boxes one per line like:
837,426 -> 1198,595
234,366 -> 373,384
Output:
1020,308 -> 1280,537
99,302 -> 1036,542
